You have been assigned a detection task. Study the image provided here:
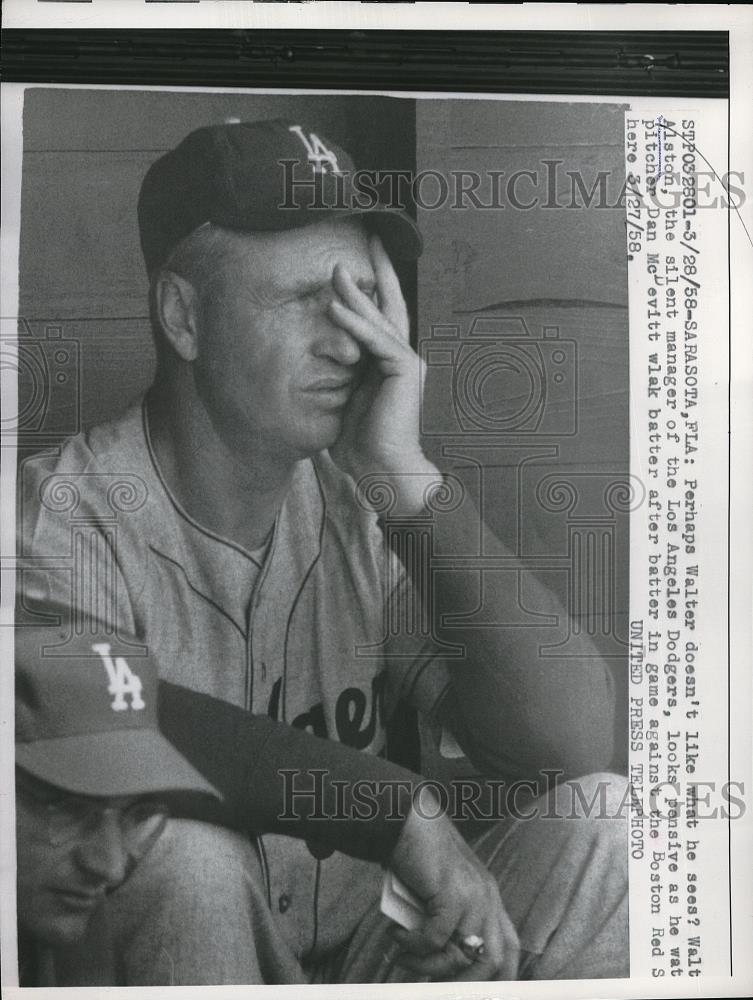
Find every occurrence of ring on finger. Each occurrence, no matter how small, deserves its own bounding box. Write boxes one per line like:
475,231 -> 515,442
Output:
450,931 -> 486,962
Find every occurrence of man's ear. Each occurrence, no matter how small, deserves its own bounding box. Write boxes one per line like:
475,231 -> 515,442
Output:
154,271 -> 201,362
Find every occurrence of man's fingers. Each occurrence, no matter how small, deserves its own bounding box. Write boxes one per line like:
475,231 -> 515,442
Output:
453,905 -> 520,982
475,886 -> 521,981
394,947 -> 472,980
394,938 -> 511,983
332,264 -> 387,327
327,298 -> 412,372
395,897 -> 520,982
496,907 -> 522,981
368,233 -> 410,336
391,926 -> 474,978
389,898 -> 521,982
390,905 -> 458,958
328,260 -> 414,373
452,942 -> 520,983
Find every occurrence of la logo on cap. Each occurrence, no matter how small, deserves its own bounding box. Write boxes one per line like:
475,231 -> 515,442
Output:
92,643 -> 145,712
288,125 -> 341,175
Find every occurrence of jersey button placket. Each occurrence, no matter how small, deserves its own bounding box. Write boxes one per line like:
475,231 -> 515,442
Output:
247,564 -> 272,709
245,631 -> 254,710
278,893 -> 292,914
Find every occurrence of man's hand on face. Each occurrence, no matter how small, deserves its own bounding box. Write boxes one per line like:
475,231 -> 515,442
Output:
387,788 -> 520,981
327,234 -> 441,514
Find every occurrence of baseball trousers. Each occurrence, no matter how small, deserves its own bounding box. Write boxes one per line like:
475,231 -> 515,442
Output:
52,772 -> 629,985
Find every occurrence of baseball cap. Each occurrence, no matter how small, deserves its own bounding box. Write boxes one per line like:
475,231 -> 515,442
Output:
15,614 -> 221,800
138,118 -> 423,275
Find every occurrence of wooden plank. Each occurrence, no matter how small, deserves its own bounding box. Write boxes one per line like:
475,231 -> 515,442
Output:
417,99 -> 628,307
19,151 -> 153,318
420,304 -> 629,471
16,317 -> 155,440
445,145 -> 627,307
448,98 -> 628,148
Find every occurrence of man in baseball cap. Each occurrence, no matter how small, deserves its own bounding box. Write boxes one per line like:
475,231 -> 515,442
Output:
15,617 -> 220,977
137,117 -> 422,276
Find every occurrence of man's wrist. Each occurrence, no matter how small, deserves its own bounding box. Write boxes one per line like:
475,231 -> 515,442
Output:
371,459 -> 444,519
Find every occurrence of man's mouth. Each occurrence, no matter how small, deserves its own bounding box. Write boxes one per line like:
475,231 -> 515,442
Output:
305,378 -> 354,407
54,888 -> 104,912
306,377 -> 354,392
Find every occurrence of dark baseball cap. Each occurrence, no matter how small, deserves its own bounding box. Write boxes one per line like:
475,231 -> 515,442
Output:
15,614 -> 221,800
138,118 -> 423,275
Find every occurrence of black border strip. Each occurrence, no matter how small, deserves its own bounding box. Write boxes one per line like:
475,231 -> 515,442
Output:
1,30 -> 729,98
727,88 -> 733,977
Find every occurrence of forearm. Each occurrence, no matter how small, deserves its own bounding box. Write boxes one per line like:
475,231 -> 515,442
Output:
306,249 -> 615,780
158,681 -> 421,862
382,473 -> 616,780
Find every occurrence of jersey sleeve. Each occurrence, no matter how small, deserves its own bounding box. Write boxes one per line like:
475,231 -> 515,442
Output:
16,445 -> 141,638
158,681 -> 421,863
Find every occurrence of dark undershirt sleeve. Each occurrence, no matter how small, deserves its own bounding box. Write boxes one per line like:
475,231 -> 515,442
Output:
157,680 -> 421,863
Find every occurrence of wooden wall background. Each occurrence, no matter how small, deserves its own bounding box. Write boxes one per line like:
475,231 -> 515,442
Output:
417,100 -> 630,768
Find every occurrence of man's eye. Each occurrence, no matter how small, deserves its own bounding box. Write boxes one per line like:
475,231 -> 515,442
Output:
298,287 -> 325,304
60,798 -> 97,821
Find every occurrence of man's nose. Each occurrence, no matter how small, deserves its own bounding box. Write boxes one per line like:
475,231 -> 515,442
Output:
313,313 -> 362,367
74,811 -> 130,887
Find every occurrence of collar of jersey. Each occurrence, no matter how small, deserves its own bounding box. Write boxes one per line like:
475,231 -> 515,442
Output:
139,398 -> 327,635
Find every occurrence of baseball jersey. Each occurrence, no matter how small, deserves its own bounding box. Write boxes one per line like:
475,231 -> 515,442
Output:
16,397 -> 457,958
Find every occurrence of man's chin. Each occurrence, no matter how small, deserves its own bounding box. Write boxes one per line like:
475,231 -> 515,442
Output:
34,909 -> 93,948
293,414 -> 343,456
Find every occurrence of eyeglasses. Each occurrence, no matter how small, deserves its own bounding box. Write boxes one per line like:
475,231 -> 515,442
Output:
17,772 -> 169,860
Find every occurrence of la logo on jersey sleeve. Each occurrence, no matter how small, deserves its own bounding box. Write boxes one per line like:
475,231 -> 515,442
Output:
92,643 -> 146,711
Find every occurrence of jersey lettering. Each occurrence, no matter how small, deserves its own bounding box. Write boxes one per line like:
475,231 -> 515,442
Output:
288,125 -> 341,174
92,643 -> 146,711
289,671 -> 386,750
